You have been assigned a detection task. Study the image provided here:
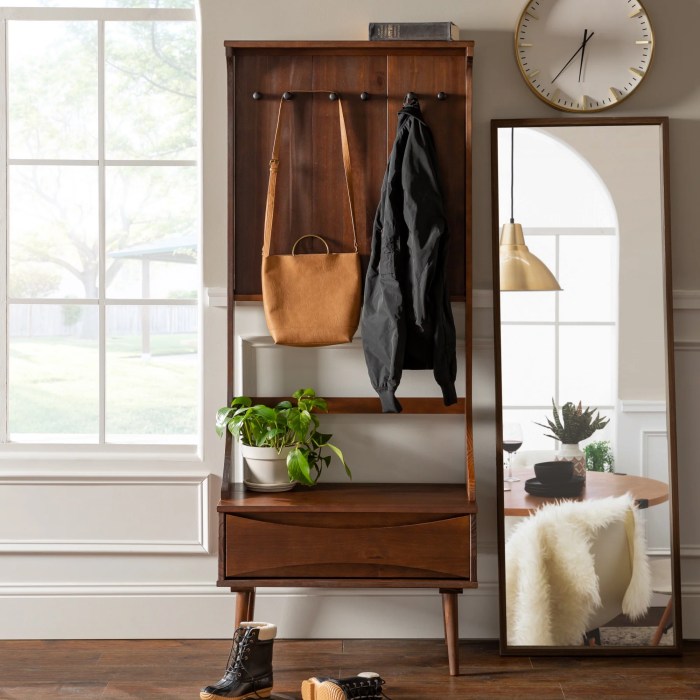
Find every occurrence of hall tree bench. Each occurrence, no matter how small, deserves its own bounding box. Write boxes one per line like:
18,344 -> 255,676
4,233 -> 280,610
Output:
218,41 -> 476,676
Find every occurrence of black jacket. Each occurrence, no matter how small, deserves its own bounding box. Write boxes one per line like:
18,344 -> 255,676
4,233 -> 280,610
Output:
361,102 -> 458,413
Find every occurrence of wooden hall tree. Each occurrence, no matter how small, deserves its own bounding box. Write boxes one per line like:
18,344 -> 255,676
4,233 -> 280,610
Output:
218,41 -> 475,676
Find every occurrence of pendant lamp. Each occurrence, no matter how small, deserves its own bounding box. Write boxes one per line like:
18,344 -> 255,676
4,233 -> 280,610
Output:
499,129 -> 561,292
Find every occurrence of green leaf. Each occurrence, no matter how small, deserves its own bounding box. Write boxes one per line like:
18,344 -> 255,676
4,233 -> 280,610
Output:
230,396 -> 252,408
312,432 -> 333,447
326,443 -> 347,469
275,400 -> 293,410
215,407 -> 235,437
252,406 -> 277,423
287,447 -> 314,486
288,409 -> 311,439
292,387 -> 315,401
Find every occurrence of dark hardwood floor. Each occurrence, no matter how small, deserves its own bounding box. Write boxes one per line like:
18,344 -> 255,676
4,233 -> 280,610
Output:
0,639 -> 699,699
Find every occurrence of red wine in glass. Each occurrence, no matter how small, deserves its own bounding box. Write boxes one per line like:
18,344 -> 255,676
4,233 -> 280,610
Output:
503,423 -> 523,483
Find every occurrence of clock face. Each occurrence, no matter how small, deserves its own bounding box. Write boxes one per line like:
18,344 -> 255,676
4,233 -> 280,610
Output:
515,0 -> 654,112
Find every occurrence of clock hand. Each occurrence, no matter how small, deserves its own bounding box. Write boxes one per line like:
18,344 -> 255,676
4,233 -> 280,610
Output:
551,30 -> 595,84
578,29 -> 588,82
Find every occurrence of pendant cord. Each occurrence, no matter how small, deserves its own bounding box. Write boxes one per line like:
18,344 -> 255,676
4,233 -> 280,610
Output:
510,127 -> 515,224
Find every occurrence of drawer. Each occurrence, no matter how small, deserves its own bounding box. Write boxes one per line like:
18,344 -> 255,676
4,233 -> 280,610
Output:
223,512 -> 471,580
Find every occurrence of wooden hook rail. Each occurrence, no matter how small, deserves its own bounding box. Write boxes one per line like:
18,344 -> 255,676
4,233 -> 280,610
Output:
251,91 -> 449,101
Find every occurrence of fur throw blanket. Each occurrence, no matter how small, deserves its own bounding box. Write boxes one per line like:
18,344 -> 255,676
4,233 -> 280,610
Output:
506,494 -> 651,646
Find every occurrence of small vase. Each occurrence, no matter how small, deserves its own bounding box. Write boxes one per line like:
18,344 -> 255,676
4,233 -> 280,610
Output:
556,443 -> 586,481
240,444 -> 294,492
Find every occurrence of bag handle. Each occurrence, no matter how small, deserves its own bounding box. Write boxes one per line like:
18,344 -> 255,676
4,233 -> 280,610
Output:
291,234 -> 330,255
262,92 -> 358,258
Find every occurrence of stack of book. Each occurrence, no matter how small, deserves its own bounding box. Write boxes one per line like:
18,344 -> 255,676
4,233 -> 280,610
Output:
368,22 -> 460,41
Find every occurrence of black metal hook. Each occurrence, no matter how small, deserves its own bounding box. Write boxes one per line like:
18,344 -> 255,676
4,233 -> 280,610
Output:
282,91 -> 294,101
437,91 -> 447,101
252,91 -> 262,100
329,92 -> 339,101
360,91 -> 370,101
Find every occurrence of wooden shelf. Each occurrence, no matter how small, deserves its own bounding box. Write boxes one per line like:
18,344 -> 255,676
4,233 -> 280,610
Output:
218,483 -> 476,514
249,396 -> 465,414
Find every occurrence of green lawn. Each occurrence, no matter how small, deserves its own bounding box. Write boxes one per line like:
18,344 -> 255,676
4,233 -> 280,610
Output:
9,334 -> 197,439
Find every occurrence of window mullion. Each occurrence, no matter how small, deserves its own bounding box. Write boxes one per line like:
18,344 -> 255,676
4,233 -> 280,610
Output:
98,18 -> 106,445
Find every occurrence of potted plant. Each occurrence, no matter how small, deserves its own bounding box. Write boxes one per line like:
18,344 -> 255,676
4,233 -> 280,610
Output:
535,400 -> 609,480
585,440 -> 615,473
216,387 -> 351,491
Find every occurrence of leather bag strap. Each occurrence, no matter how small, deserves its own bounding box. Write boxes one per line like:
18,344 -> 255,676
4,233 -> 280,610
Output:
262,92 -> 358,257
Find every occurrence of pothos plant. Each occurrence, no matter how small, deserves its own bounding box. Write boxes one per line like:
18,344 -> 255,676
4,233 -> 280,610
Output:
215,388 -> 351,487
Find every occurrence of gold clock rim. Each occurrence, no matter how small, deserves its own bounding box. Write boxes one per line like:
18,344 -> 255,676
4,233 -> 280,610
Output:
513,0 -> 655,113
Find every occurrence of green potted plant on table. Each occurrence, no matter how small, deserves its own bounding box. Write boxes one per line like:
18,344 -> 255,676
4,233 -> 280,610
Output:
216,388 -> 351,492
585,440 -> 615,473
536,400 -> 609,481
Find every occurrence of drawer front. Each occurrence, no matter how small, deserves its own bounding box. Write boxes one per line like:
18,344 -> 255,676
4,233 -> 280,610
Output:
224,513 -> 471,580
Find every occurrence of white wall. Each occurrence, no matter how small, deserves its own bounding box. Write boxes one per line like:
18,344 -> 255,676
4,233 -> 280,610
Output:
2,0 -> 699,640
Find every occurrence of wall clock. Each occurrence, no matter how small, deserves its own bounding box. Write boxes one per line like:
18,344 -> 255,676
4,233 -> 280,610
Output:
514,0 -> 654,112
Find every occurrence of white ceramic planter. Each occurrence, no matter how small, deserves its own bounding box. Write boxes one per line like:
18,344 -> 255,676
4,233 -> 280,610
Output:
556,443 -> 586,481
240,444 -> 294,492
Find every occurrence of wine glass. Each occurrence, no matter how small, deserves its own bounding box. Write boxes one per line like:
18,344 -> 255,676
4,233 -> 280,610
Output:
503,423 -> 523,485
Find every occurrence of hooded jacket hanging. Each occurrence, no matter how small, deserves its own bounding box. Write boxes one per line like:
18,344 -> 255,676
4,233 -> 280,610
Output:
361,100 -> 457,413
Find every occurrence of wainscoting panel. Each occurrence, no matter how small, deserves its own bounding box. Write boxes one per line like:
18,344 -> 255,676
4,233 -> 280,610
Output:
0,475 -> 210,553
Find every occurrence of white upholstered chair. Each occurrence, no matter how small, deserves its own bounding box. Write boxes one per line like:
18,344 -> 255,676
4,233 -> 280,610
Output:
505,495 -> 651,646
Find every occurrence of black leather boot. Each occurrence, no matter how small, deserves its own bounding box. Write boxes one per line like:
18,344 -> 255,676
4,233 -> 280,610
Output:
301,671 -> 388,700
200,621 -> 276,700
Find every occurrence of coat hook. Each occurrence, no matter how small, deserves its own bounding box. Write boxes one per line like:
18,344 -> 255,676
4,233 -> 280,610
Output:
360,91 -> 370,101
405,91 -> 417,102
329,92 -> 339,101
282,91 -> 294,101
252,91 -> 262,100
437,91 -> 447,101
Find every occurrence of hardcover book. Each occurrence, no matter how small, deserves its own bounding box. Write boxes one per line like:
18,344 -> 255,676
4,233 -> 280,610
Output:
368,22 -> 460,41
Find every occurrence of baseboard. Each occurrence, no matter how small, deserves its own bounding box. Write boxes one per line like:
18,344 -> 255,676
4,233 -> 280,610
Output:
2,581 -> 699,640
0,584 -> 499,640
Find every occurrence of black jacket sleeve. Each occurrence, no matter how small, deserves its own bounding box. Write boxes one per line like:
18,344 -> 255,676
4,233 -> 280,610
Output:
361,131 -> 406,413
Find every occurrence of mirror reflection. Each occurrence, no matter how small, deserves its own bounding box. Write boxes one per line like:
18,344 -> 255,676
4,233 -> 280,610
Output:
494,121 -> 679,651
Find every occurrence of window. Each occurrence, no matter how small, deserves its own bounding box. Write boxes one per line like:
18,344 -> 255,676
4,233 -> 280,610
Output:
498,128 -> 617,451
1,1 -> 198,445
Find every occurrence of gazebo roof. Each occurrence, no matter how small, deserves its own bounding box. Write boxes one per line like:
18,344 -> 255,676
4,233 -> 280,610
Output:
109,234 -> 197,264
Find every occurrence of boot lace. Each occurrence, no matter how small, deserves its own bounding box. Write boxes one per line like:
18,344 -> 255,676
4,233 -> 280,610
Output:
224,626 -> 268,699
340,675 -> 392,699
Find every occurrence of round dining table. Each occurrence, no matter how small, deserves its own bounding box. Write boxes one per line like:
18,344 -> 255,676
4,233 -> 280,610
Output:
503,466 -> 669,517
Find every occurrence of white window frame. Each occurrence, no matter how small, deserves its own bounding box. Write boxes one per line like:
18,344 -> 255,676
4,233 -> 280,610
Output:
501,226 -> 618,447
0,5 -> 201,458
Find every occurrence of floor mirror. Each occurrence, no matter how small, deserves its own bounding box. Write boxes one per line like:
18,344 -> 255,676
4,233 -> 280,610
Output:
491,117 -> 682,655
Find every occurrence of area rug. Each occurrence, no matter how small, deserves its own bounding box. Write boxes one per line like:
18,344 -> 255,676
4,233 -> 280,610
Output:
599,626 -> 673,646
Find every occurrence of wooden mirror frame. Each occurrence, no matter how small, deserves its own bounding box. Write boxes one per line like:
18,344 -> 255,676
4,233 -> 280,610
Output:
490,117 -> 683,655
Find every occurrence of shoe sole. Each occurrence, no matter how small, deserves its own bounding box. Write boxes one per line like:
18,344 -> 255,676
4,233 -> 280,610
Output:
200,687 -> 271,700
301,678 -> 346,700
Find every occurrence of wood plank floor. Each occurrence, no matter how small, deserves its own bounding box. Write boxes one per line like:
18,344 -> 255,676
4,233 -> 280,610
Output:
0,639 -> 698,699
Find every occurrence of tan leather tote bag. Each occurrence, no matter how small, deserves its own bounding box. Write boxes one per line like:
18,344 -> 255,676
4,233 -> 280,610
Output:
261,93 -> 361,347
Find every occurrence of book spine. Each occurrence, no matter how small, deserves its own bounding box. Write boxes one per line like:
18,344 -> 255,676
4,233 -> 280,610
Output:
368,22 -> 459,41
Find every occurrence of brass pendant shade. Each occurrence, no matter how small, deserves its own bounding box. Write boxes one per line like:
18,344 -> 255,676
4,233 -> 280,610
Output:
499,222 -> 562,291
499,128 -> 561,292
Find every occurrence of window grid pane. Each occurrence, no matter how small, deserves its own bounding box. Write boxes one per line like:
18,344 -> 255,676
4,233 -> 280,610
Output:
503,229 -> 617,454
105,304 -> 197,443
9,304 -> 99,442
3,13 -> 198,446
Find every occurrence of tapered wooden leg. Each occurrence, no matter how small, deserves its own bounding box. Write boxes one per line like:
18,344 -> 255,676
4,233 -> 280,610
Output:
440,589 -> 461,676
233,588 -> 256,629
651,598 -> 673,646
